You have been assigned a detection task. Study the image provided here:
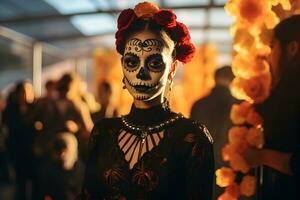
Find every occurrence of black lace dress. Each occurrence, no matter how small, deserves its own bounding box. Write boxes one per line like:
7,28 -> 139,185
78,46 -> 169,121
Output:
81,104 -> 214,200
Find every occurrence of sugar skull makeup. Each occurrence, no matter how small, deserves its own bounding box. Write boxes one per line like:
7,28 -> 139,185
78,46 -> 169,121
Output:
122,31 -> 174,101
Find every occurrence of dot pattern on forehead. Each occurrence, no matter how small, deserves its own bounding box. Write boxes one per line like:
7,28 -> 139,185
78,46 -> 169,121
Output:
125,38 -> 163,54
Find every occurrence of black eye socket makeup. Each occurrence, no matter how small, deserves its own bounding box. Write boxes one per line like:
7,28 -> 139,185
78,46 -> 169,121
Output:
146,54 -> 165,72
123,53 -> 140,71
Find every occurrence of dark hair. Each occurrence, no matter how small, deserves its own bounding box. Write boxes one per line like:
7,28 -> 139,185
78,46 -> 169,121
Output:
274,15 -> 300,49
45,80 -> 55,90
118,18 -> 175,56
52,137 -> 67,153
215,66 -> 234,81
98,81 -> 112,92
57,74 -> 73,96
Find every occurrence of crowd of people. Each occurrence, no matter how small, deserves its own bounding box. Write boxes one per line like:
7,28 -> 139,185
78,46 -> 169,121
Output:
0,73 -> 115,200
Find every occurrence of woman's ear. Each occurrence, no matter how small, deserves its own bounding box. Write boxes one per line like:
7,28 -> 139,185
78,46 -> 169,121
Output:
287,41 -> 299,60
168,60 -> 178,80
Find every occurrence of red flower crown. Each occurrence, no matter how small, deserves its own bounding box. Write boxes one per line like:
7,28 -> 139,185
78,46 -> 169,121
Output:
115,2 -> 195,64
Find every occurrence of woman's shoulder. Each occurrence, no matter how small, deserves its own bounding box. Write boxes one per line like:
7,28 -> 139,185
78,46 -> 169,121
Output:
90,117 -> 122,139
171,115 -> 214,145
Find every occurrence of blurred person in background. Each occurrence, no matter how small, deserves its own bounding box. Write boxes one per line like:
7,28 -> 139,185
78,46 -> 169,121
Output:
2,81 -> 36,200
0,94 -> 14,200
190,66 -> 236,199
91,80 -> 118,123
36,132 -> 84,200
31,80 -> 60,161
242,15 -> 300,200
55,73 -> 92,160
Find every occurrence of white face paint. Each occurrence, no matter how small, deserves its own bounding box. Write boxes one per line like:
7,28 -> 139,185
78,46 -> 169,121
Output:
122,31 -> 174,101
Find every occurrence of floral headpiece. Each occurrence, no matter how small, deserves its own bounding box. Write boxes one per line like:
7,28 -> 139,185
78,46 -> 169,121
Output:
115,1 -> 195,64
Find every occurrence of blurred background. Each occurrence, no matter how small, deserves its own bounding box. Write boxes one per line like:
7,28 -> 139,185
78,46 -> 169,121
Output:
0,1 -> 234,200
0,0 -> 233,115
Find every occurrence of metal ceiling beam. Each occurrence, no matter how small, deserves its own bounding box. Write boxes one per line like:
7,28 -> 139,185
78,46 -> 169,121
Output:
0,4 -> 224,24
42,25 -> 229,42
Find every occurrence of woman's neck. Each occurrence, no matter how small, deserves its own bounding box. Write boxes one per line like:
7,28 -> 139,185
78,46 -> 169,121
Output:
133,94 -> 164,109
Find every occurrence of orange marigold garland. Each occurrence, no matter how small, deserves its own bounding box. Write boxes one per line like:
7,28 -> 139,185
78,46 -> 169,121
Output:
217,0 -> 296,199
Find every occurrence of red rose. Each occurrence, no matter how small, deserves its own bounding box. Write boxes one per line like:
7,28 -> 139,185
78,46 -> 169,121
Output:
169,22 -> 191,43
117,9 -> 137,29
176,42 -> 196,63
115,29 -> 126,54
153,9 -> 177,28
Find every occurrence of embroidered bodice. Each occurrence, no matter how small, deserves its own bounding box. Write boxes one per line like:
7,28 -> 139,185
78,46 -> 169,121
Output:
81,104 -> 214,200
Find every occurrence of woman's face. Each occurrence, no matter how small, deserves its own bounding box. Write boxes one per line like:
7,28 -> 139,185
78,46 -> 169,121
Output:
268,37 -> 282,88
122,31 -> 174,101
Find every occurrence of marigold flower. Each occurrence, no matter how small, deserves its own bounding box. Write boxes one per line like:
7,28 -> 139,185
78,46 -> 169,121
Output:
242,73 -> 271,104
216,167 -> 236,187
225,0 -> 280,30
246,127 -> 264,148
218,191 -> 238,200
232,55 -> 269,79
265,10 -> 280,29
233,28 -> 255,56
222,144 -> 236,161
240,175 -> 256,197
230,101 -> 252,125
228,126 -> 248,145
238,0 -> 266,23
229,153 -> 250,173
230,77 -> 252,102
278,0 -> 292,10
226,183 -> 240,199
232,139 -> 250,154
134,1 -> 159,18
246,108 -> 263,127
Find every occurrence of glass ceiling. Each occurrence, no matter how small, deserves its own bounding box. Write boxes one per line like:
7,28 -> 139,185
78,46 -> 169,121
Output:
0,0 -> 233,54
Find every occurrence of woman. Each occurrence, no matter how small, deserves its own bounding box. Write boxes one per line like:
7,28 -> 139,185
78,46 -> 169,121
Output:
82,2 -> 214,199
243,15 -> 300,200
3,81 -> 36,200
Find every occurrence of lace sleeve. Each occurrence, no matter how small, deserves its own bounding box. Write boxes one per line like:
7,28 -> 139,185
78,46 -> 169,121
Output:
79,121 -> 103,200
185,122 -> 214,200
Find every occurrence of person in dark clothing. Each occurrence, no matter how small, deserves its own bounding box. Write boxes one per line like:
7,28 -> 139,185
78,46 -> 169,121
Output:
80,2 -> 214,199
32,80 -> 60,159
190,66 -> 236,199
36,132 -> 85,200
242,15 -> 300,200
2,81 -> 36,200
91,81 -> 117,123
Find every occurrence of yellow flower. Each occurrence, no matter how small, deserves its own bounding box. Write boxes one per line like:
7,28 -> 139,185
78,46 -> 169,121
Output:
233,28 -> 255,56
230,101 -> 252,125
229,153 -> 250,173
240,175 -> 256,197
134,1 -> 159,18
228,126 -> 248,145
232,55 -> 270,79
265,10 -> 280,29
230,77 -> 252,102
242,73 -> 271,104
222,144 -> 236,161
218,191 -> 238,200
279,0 -> 292,10
225,0 -> 280,30
246,108 -> 263,127
225,183 -> 240,199
224,0 -> 239,17
246,127 -> 264,148
231,73 -> 272,104
216,167 -> 236,187
237,0 -> 269,24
